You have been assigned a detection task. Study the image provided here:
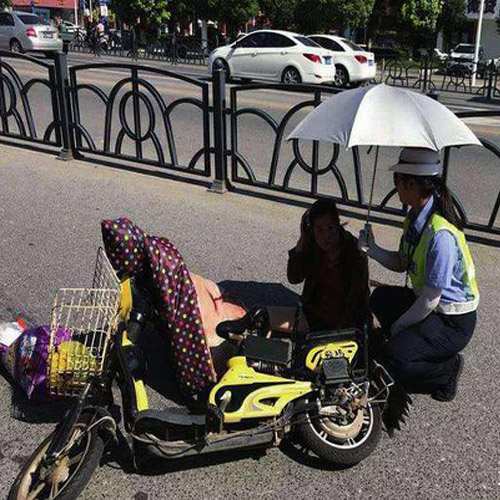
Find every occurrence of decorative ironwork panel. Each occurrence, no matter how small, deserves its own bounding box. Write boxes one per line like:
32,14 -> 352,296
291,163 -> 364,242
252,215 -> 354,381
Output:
228,84 -> 373,211
0,51 -> 61,147
228,85 -> 500,238
68,63 -> 211,176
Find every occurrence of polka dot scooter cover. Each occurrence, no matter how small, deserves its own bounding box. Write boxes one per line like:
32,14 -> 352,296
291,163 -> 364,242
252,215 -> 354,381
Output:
101,217 -> 217,401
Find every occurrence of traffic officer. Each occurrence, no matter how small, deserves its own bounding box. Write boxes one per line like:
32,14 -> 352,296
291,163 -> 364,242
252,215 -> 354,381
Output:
360,147 -> 479,402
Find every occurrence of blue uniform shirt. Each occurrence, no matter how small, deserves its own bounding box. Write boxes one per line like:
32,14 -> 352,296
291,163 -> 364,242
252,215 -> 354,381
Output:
407,196 -> 468,304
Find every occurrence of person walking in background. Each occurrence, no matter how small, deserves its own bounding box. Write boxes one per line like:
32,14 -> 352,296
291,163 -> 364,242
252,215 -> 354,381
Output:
94,18 -> 105,57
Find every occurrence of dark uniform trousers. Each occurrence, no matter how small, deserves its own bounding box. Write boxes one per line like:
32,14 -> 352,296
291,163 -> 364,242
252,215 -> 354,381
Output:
370,286 -> 476,394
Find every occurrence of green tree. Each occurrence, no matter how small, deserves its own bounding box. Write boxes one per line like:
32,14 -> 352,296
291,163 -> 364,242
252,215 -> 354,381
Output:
294,0 -> 329,33
332,0 -> 375,30
0,0 -> 11,8
367,0 -> 405,45
294,0 -> 375,34
110,0 -> 169,29
209,0 -> 259,35
438,0 -> 466,49
259,0 -> 298,29
168,0 -> 202,24
400,0 -> 444,51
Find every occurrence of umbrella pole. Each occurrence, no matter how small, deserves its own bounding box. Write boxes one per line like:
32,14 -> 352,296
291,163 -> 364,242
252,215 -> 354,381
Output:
359,146 -> 379,253
366,145 -> 379,225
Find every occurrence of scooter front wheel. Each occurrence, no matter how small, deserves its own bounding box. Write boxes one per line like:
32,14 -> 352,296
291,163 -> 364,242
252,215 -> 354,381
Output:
8,421 -> 104,500
297,402 -> 382,467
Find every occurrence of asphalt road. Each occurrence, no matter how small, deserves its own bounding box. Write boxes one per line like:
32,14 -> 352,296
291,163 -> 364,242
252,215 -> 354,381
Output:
0,143 -> 499,500
0,52 -> 500,499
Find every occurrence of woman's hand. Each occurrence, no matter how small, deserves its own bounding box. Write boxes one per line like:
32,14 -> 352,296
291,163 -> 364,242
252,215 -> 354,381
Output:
296,210 -> 312,252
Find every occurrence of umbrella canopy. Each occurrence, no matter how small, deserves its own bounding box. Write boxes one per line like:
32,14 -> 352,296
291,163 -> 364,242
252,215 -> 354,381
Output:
287,84 -> 481,150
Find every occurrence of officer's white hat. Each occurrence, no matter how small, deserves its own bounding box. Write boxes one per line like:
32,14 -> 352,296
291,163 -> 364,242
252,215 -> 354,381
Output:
389,147 -> 442,176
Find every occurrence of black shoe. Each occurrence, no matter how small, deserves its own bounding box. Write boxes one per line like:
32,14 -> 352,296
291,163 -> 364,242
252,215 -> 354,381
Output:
431,354 -> 464,403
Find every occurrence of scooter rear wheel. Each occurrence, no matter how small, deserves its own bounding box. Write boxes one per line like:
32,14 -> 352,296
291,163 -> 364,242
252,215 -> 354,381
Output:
8,421 -> 104,500
297,402 -> 382,467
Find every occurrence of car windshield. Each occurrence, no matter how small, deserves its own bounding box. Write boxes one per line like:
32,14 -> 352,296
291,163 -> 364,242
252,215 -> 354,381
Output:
295,36 -> 320,47
18,14 -> 47,25
341,39 -> 363,51
453,45 -> 475,54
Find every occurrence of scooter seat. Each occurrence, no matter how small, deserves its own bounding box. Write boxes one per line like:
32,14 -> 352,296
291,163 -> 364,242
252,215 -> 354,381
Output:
216,306 -> 270,337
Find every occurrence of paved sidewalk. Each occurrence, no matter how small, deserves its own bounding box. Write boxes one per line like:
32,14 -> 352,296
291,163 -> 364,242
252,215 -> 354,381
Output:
0,144 -> 499,499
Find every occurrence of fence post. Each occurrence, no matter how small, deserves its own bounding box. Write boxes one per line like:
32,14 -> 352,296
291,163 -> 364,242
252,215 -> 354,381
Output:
422,55 -> 429,94
380,59 -> 386,83
54,52 -> 74,161
131,28 -> 138,60
487,62 -> 494,100
209,66 -> 228,194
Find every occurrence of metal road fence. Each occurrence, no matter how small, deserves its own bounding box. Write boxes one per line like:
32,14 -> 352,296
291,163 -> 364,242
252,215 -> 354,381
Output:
0,50 -> 498,242
68,62 -> 212,176
0,52 -> 63,148
378,56 -> 500,99
69,30 -> 211,66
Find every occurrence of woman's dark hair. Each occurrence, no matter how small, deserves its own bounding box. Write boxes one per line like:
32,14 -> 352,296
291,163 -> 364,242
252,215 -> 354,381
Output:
398,173 -> 463,230
308,198 -> 341,229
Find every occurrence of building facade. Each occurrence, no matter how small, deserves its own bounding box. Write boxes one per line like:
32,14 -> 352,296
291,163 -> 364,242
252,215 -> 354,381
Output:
466,0 -> 500,59
11,0 -> 78,24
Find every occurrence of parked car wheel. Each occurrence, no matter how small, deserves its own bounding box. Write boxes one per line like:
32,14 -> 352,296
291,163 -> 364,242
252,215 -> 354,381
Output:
9,39 -> 24,54
282,66 -> 302,84
212,58 -> 231,82
334,65 -> 349,87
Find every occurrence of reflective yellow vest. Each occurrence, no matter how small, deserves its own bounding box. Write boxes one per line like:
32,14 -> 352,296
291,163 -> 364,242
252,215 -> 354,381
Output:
400,213 -> 479,315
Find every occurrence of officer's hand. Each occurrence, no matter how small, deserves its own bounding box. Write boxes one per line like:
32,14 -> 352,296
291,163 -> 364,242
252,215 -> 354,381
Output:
358,223 -> 375,253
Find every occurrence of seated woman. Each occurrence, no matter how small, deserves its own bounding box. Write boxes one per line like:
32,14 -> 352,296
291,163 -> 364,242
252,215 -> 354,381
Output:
270,199 -> 370,335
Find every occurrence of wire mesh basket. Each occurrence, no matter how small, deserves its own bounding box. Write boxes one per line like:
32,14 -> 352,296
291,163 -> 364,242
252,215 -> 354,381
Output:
47,247 -> 121,398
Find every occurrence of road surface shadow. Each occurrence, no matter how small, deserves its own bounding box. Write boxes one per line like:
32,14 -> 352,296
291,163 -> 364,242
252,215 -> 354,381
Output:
279,437 -> 353,471
0,364 -> 74,424
103,436 -> 268,476
218,280 -> 299,308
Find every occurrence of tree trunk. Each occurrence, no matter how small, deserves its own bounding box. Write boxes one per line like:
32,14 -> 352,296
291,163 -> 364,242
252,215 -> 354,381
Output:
201,20 -> 208,55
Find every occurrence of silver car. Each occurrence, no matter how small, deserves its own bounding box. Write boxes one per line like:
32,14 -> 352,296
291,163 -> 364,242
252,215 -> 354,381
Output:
0,11 -> 62,54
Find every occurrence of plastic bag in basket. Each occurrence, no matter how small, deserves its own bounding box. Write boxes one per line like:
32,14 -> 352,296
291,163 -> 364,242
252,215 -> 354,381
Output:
1,325 -> 71,403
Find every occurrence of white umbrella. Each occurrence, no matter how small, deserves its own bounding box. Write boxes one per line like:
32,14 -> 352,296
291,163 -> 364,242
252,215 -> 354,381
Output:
288,84 -> 480,150
287,84 -> 481,228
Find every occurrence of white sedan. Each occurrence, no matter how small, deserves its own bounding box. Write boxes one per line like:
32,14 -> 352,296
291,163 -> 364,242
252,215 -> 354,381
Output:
208,30 -> 336,85
308,35 -> 376,88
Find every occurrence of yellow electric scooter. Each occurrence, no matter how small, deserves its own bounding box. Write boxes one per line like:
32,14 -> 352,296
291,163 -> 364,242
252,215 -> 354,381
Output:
9,249 -> 393,500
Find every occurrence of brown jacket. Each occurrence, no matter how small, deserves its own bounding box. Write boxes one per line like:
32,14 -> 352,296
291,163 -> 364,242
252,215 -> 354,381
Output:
287,228 -> 370,329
